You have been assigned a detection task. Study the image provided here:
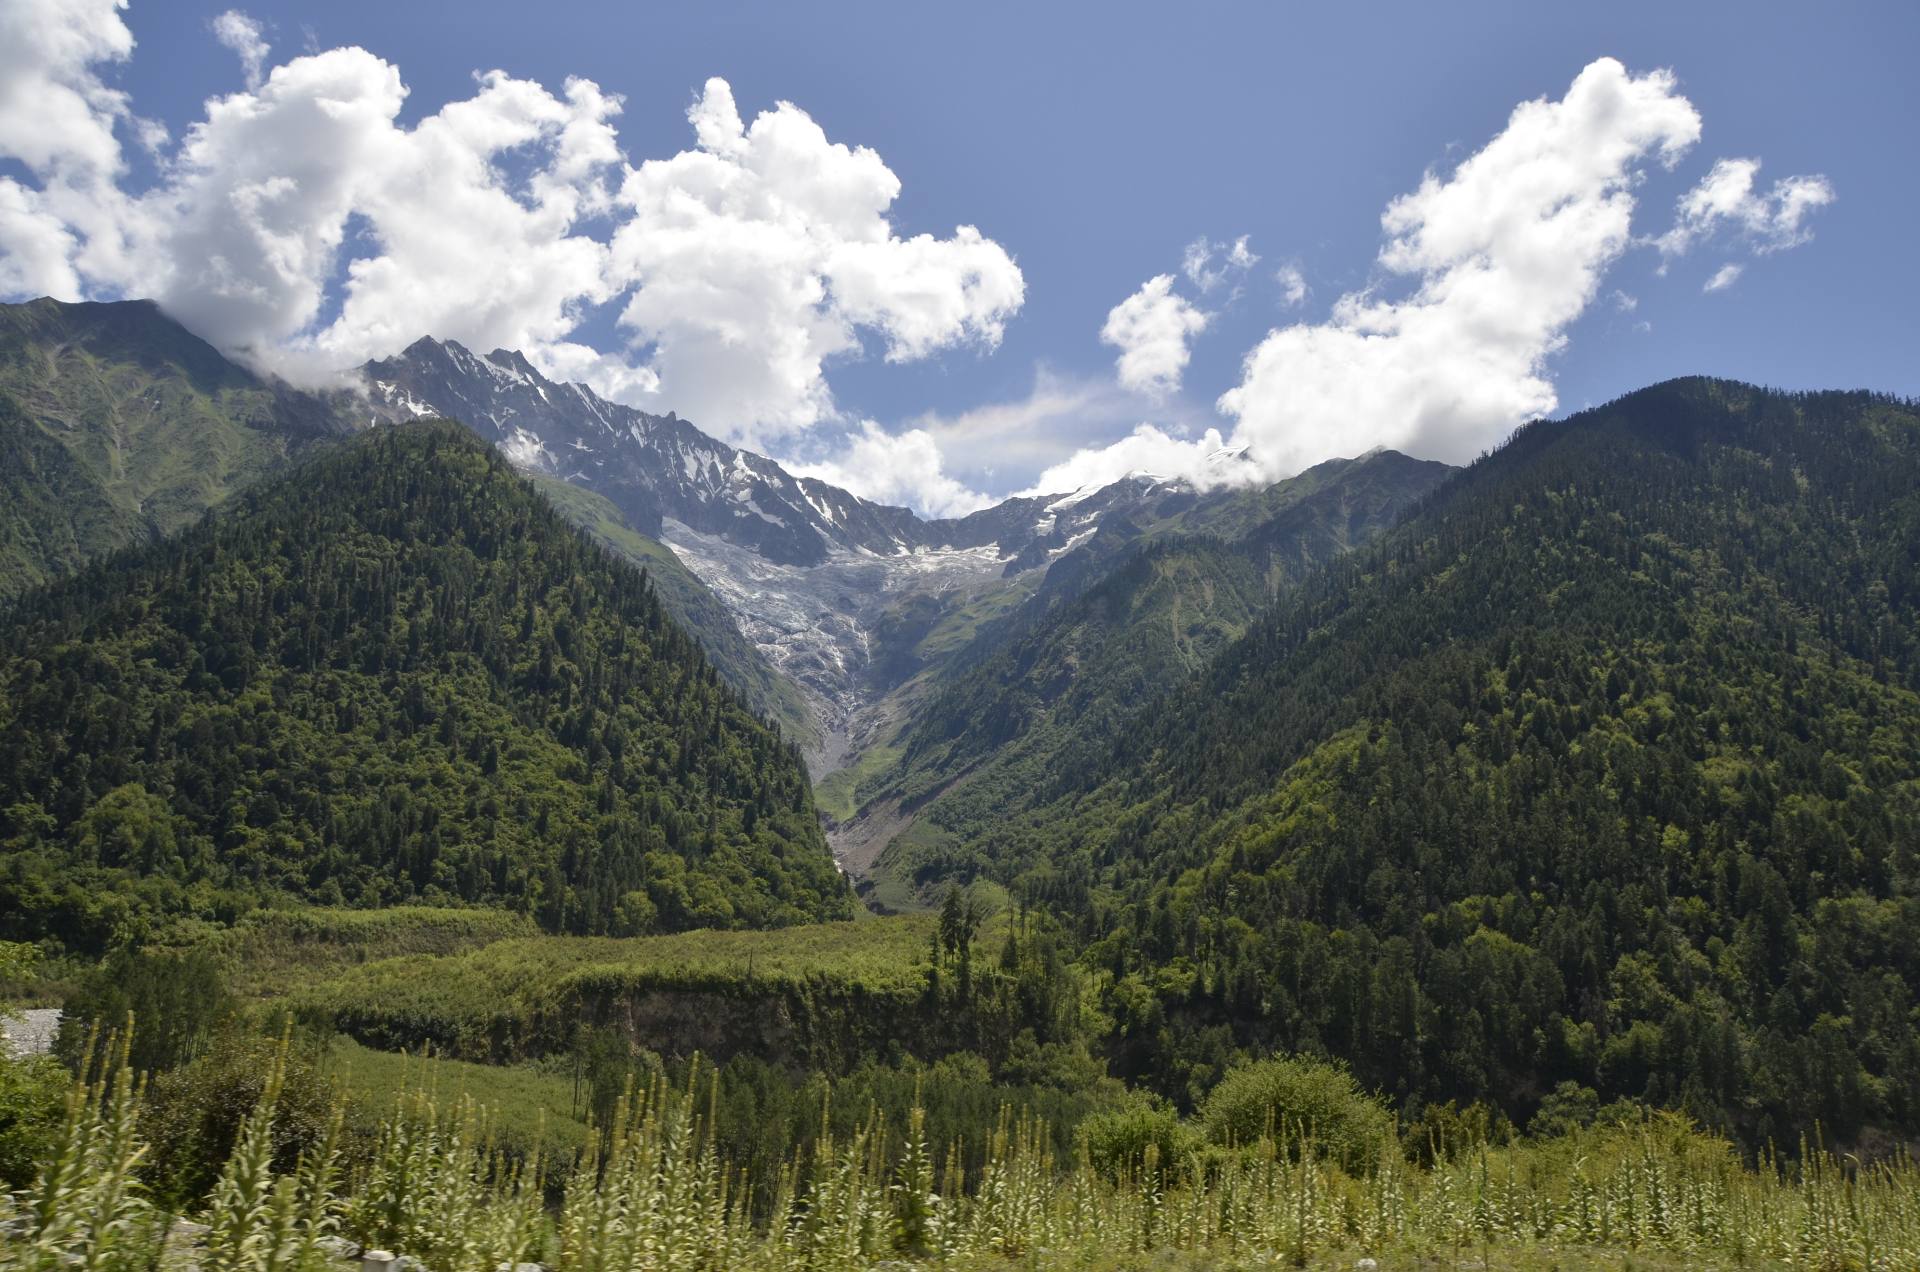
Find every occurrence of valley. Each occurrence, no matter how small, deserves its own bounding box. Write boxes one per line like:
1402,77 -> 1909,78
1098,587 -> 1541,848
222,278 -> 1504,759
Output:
3,311 -> 1918,1272
1,298 -> 1401,885
1,8 -> 1911,1267
656,516 -> 1026,773
352,320 -> 1458,887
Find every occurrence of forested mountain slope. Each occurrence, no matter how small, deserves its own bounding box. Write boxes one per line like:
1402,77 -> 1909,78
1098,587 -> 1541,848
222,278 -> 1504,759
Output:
364,336 -> 1443,771
0,298 -> 358,599
829,450 -> 1452,892
0,299 -> 817,741
0,422 -> 849,950
974,379 -> 1920,1144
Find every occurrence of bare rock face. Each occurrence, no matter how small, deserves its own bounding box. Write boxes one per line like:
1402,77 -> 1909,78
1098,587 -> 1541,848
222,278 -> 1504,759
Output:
362,336 -> 926,567
0,1007 -> 60,1057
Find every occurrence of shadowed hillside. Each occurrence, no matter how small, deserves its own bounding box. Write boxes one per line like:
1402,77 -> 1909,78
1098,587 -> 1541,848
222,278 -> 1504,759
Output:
942,380 -> 1920,1145
0,421 -> 850,947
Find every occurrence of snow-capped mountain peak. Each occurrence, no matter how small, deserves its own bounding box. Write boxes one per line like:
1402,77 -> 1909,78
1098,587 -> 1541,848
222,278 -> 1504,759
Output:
359,336 -> 1223,746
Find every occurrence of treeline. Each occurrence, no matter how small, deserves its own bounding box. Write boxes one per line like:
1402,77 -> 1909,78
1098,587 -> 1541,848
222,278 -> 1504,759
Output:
944,381 -> 1920,1150
0,422 -> 848,949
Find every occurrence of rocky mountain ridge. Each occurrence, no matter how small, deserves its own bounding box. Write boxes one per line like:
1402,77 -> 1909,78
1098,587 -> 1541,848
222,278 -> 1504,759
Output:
360,336 -> 1264,763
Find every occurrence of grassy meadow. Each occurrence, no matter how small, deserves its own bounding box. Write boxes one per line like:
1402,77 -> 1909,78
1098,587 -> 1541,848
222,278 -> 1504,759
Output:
277,909 -> 981,1059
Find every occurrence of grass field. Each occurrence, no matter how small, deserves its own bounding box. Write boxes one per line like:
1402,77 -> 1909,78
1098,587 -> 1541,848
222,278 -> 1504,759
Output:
207,906 -> 537,998
322,1035 -> 591,1158
287,912 -> 998,1062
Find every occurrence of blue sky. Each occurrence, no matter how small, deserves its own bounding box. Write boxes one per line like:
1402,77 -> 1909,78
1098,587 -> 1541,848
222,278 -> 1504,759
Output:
2,0 -> 1914,510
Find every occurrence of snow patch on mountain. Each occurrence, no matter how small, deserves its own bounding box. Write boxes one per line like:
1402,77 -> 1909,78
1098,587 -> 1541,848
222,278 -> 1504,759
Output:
662,519 -> 1011,735
368,381 -> 440,419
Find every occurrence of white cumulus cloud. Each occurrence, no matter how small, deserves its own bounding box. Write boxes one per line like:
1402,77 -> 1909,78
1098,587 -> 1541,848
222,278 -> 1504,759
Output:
1044,57 -> 1717,489
1100,273 -> 1209,399
607,78 -> 1024,445
122,53 -> 628,388
0,15 -> 1022,447
0,178 -> 82,299
787,419 -> 991,518
0,0 -> 135,181
0,12 -> 637,388
306,71 -> 626,375
1218,57 -> 1704,474
0,0 -> 151,300
1022,422 -> 1237,498
1655,157 -> 1834,258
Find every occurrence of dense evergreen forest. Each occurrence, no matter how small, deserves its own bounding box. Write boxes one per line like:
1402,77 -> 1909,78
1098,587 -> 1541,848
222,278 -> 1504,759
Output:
0,299 -> 816,738
0,422 -> 849,948
921,380 -> 1920,1148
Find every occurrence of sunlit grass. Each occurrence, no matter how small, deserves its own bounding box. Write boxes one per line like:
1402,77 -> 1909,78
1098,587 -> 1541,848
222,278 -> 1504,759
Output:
322,1036 -> 588,1159
288,913 -> 1003,1060
199,906 -> 536,999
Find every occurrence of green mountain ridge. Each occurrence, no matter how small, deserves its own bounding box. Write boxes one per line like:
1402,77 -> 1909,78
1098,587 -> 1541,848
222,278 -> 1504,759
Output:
0,421 -> 850,948
6,292 -> 1918,1157
941,378 -> 1920,1143
0,298 -> 817,741
0,298 -> 359,600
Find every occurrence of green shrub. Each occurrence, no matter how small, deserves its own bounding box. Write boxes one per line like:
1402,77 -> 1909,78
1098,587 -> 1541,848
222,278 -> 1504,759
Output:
0,1050 -> 67,1188
1078,1096 -> 1200,1179
1405,1097 -> 1513,1165
138,1028 -> 340,1208
1529,1080 -> 1601,1138
1199,1054 -> 1395,1171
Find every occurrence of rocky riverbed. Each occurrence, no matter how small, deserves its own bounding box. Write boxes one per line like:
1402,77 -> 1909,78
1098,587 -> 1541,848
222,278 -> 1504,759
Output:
2,1007 -> 61,1057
